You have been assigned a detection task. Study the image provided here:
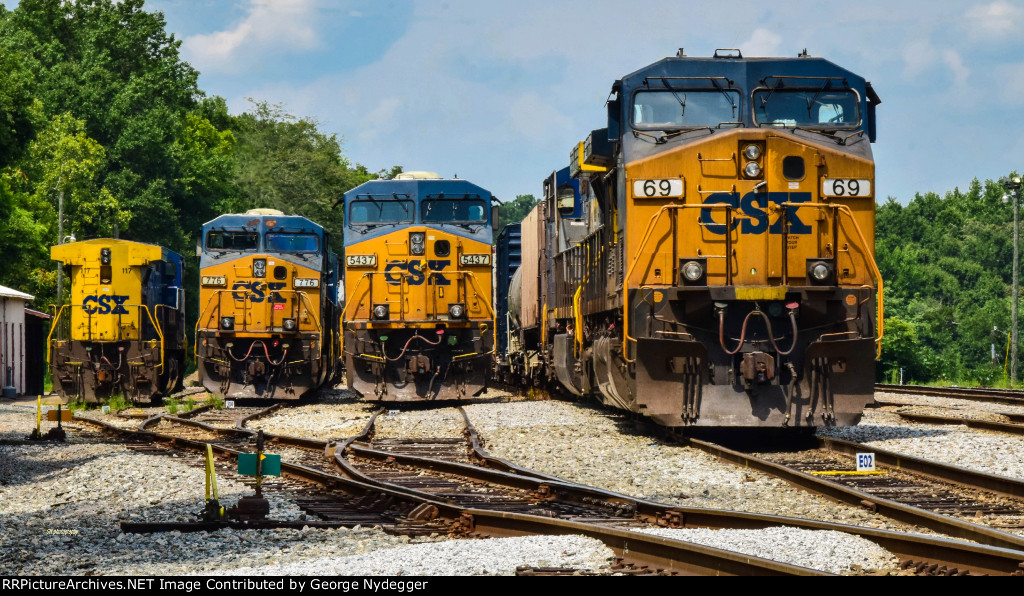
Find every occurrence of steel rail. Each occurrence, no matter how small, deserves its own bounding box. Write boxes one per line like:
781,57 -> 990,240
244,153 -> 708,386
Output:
896,412 -> 1024,436
819,436 -> 1024,501
876,384 -> 1024,406
688,437 -> 1024,552
71,414 -> 821,576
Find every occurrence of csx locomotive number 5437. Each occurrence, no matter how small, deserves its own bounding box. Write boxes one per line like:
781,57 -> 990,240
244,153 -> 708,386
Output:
196,209 -> 341,399
341,173 -> 496,401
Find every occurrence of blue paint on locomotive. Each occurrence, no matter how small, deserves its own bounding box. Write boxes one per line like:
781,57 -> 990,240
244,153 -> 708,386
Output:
341,178 -> 495,247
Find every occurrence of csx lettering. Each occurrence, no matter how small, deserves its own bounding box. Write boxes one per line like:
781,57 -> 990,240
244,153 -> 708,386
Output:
231,281 -> 286,303
384,260 -> 451,286
82,295 -> 130,315
700,192 -> 812,235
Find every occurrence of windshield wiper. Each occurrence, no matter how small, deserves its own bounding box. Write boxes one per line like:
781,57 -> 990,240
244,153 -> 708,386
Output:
660,78 -> 687,121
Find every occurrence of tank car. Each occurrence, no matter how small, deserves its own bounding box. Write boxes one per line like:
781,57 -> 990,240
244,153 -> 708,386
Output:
195,209 -> 341,399
340,172 -> 497,401
49,239 -> 186,403
496,49 -> 883,428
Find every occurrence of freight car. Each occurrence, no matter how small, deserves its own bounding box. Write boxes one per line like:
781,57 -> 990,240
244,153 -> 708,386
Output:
497,49 -> 883,428
49,239 -> 186,403
195,209 -> 342,399
340,172 -> 497,401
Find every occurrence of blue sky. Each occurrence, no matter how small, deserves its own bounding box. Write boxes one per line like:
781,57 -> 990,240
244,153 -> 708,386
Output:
30,1 -> 1024,203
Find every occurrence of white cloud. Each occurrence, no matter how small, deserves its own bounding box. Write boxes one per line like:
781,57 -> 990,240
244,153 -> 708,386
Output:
942,49 -> 970,87
965,1 -> 1023,38
741,28 -> 783,57
182,0 -> 321,73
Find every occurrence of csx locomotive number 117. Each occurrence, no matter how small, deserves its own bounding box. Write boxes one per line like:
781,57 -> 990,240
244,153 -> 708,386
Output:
500,50 -> 882,428
49,239 -> 186,403
196,209 -> 341,399
341,173 -> 496,401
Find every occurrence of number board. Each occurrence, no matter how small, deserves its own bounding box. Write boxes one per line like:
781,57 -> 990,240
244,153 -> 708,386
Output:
201,276 -> 227,286
459,254 -> 491,266
856,452 -> 876,472
346,254 -> 376,267
633,179 -> 684,199
293,278 -> 319,288
821,179 -> 871,197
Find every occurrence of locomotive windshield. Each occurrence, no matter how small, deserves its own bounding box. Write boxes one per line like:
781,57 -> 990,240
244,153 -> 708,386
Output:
206,231 -> 259,251
348,199 -> 414,226
266,233 -> 320,253
753,88 -> 860,129
421,198 -> 488,224
632,89 -> 740,129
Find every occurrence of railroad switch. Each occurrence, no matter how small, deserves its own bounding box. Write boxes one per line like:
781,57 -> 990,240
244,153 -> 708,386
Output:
27,396 -> 67,442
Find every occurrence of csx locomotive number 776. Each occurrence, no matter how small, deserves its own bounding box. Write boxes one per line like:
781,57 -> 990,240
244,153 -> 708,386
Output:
195,209 -> 341,399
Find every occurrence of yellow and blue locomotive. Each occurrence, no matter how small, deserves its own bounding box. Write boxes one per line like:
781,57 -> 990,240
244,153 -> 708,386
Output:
195,209 -> 341,399
49,239 -> 186,403
341,173 -> 496,401
498,50 -> 882,428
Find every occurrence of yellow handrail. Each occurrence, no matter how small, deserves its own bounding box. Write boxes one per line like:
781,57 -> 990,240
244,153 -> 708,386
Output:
622,203 -> 731,362
782,201 -> 884,357
621,202 -> 883,362
45,305 -> 68,365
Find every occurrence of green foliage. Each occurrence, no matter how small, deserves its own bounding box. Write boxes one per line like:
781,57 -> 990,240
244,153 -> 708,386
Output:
498,194 -> 538,230
209,394 -> 225,411
164,397 -> 178,415
104,392 -> 130,412
877,175 -> 1022,386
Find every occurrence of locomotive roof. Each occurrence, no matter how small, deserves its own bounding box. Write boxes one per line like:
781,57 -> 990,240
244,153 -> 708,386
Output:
51,238 -> 182,266
342,177 -> 494,202
615,54 -> 870,91
201,212 -> 325,234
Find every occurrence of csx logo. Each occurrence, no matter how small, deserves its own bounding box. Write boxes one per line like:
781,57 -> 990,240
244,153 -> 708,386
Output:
232,281 -> 286,303
384,260 -> 450,286
700,192 -> 813,235
83,295 -> 129,315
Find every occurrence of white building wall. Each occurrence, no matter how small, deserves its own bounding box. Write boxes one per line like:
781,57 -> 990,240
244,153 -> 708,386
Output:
1,294 -> 31,395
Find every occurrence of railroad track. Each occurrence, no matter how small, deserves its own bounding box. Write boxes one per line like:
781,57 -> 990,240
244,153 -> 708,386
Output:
876,384 -> 1024,406
65,405 -> 1024,575
687,434 -> 1024,552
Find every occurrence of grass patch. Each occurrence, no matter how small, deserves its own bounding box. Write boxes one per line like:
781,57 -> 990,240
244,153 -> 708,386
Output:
165,397 -> 179,415
104,393 -> 131,412
184,397 -> 196,412
209,394 -> 225,410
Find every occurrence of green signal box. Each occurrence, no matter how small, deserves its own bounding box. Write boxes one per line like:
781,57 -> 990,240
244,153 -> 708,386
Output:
237,453 -> 281,476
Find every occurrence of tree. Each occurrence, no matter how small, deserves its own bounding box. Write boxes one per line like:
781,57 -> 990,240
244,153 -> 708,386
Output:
498,194 -> 538,230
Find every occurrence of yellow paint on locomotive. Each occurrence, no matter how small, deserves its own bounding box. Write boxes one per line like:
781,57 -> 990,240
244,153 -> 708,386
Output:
623,128 -> 876,290
197,255 -> 324,337
343,227 -> 494,329
50,239 -> 166,342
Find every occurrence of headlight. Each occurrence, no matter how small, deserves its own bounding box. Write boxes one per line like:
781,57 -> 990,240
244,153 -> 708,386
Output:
220,317 -> 234,330
448,303 -> 465,319
373,304 -> 389,320
806,259 -> 834,285
100,248 -> 111,265
410,232 -> 426,255
283,318 -> 296,331
743,144 -> 761,160
744,162 -> 761,178
681,261 -> 704,282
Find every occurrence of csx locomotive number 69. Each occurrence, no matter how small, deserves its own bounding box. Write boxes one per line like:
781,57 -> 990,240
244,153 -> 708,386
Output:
499,50 -> 882,428
196,209 -> 341,399
341,173 -> 496,401
49,239 -> 186,403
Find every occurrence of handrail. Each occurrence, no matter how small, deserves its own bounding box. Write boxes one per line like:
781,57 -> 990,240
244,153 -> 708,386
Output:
782,201 -> 884,357
45,305 -> 68,365
621,201 -> 883,362
622,203 -> 733,363
46,303 -> 166,370
344,270 -> 494,322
